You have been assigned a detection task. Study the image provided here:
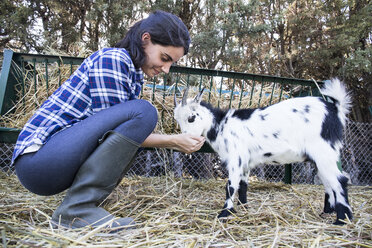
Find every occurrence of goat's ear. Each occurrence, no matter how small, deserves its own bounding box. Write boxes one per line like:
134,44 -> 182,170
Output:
181,86 -> 189,106
194,87 -> 205,103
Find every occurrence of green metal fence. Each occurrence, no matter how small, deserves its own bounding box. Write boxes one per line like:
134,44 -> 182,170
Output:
0,49 -> 323,183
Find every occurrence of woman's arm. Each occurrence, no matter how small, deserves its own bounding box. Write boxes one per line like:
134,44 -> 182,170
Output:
141,133 -> 205,154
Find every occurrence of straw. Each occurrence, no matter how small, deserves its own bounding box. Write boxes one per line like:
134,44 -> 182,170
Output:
1,171 -> 371,247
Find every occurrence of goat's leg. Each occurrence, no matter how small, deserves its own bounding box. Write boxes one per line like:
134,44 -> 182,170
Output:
320,173 -> 352,224
318,173 -> 336,214
218,162 -> 240,218
310,146 -> 352,224
331,175 -> 352,224
237,170 -> 250,205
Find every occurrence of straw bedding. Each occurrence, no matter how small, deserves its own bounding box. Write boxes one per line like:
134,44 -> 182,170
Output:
1,171 -> 371,247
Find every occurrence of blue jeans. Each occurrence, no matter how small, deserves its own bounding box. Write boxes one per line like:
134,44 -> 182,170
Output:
14,99 -> 158,196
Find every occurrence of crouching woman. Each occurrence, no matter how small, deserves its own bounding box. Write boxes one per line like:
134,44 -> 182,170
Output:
12,10 -> 205,231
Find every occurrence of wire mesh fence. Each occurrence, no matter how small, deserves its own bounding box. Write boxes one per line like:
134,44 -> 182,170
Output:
1,121 -> 371,185
341,121 -> 372,185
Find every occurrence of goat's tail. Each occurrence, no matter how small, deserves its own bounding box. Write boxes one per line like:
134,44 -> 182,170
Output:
320,78 -> 352,126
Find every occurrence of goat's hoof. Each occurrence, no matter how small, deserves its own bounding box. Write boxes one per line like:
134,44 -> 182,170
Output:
217,208 -> 236,218
323,207 -> 335,214
333,219 -> 347,225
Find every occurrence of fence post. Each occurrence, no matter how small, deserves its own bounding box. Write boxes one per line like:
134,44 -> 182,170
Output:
284,164 -> 292,184
337,158 -> 343,172
0,49 -> 16,115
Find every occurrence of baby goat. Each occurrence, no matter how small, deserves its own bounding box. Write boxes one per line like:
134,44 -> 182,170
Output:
174,79 -> 352,225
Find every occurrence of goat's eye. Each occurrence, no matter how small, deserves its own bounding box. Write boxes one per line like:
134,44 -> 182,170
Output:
188,115 -> 196,123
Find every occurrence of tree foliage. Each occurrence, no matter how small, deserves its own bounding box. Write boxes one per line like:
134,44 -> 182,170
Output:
0,0 -> 35,51
1,0 -> 371,122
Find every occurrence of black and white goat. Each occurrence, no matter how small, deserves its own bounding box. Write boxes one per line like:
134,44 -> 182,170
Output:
174,79 -> 352,225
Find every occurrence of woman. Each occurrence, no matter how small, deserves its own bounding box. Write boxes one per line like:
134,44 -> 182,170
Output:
12,10 -> 205,230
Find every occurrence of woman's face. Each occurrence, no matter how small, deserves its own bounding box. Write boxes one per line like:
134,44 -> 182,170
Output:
141,33 -> 185,77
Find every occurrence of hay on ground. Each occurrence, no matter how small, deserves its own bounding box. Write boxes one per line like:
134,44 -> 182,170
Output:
1,171 -> 371,247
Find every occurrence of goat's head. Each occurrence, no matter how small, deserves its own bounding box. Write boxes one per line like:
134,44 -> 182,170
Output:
174,87 -> 212,137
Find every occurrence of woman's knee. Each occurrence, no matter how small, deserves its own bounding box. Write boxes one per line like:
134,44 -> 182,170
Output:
113,99 -> 158,143
134,99 -> 158,130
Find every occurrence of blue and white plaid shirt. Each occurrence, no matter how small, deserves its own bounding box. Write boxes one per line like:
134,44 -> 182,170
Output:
12,48 -> 144,164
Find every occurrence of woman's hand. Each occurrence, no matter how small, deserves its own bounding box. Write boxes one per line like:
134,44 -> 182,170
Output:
171,133 -> 206,154
141,133 -> 206,154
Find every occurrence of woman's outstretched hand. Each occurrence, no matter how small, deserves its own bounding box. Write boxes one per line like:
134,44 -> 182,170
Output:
141,133 -> 206,154
170,133 -> 206,154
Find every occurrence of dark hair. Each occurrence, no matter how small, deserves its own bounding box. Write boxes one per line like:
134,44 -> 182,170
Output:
115,10 -> 191,68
